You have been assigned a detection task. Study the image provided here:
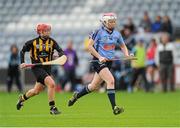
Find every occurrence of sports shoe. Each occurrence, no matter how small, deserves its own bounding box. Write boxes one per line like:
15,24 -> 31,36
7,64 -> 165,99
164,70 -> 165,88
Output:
50,106 -> 61,115
113,106 -> 124,115
16,95 -> 24,110
68,92 -> 78,107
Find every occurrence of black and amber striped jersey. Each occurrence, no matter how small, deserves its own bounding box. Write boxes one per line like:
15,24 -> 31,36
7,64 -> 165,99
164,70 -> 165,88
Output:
20,36 -> 64,64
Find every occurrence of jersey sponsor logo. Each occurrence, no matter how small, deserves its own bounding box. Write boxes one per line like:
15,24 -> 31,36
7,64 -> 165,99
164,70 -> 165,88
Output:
103,44 -> 115,50
38,51 -> 49,58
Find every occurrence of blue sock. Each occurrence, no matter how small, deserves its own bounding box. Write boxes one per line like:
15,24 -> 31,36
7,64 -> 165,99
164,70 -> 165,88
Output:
107,89 -> 116,109
77,86 -> 91,99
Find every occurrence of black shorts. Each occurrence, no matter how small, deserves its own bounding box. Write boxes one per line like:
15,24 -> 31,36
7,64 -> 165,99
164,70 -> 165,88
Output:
91,61 -> 112,73
31,65 -> 51,85
147,63 -> 157,68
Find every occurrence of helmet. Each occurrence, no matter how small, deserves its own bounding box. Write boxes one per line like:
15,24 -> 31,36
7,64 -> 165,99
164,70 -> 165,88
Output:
36,23 -> 51,34
100,13 -> 117,27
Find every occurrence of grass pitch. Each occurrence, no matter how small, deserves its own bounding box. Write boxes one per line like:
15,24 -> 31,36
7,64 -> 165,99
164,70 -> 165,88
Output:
0,90 -> 180,127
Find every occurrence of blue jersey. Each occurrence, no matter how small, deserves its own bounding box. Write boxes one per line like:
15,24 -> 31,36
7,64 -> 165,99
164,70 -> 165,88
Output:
89,26 -> 125,59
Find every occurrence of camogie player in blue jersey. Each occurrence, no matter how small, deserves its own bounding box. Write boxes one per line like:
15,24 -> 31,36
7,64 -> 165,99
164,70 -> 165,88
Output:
68,13 -> 130,115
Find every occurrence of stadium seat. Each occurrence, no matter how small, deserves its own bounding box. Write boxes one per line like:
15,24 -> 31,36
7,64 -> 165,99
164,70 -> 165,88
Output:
0,0 -> 179,75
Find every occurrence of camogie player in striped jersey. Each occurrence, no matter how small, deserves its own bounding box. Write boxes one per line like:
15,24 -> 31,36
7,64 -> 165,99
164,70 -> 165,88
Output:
16,23 -> 64,115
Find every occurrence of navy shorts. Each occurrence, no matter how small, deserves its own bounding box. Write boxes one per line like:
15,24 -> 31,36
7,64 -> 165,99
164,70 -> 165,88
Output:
91,60 -> 112,73
31,65 -> 51,85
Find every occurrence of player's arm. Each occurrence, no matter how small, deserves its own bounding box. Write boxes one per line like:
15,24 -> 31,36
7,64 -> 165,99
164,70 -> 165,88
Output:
88,30 -> 107,62
118,33 -> 130,57
88,39 -> 101,59
53,41 -> 64,57
120,43 -> 129,57
20,41 -> 32,69
88,39 -> 107,62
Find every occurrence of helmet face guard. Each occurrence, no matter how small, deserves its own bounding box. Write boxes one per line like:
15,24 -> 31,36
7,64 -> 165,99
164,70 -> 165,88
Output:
100,13 -> 117,30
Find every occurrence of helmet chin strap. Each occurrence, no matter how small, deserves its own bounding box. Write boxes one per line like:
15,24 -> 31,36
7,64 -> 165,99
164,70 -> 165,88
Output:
40,35 -> 49,40
103,23 -> 114,33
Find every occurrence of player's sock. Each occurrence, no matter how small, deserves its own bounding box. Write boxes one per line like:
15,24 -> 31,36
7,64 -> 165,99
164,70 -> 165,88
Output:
49,101 -> 55,108
107,89 -> 116,109
77,85 -> 91,99
22,93 -> 29,101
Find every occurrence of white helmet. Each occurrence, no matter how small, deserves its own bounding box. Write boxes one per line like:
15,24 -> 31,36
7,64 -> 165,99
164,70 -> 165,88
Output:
100,13 -> 117,27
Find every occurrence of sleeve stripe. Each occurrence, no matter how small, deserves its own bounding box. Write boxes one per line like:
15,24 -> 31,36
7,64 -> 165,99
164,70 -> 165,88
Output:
92,30 -> 99,40
89,29 -> 100,40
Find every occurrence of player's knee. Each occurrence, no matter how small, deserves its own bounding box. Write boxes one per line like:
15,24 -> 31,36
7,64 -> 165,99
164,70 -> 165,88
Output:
106,78 -> 115,86
45,76 -> 55,89
48,81 -> 55,89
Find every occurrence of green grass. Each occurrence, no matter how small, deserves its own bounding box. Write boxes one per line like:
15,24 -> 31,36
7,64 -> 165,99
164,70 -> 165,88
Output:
0,90 -> 180,127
